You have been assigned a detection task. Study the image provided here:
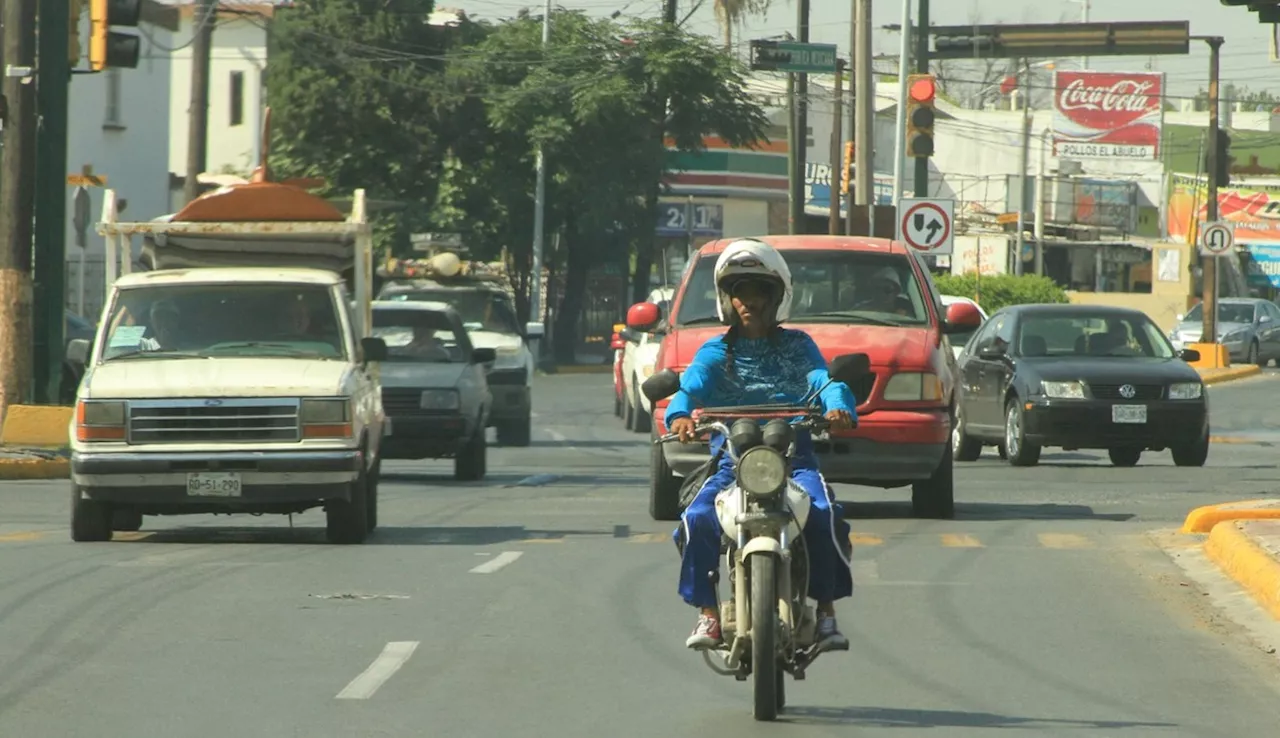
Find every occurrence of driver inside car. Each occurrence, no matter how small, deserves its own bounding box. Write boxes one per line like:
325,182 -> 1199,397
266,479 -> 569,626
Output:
665,238 -> 858,653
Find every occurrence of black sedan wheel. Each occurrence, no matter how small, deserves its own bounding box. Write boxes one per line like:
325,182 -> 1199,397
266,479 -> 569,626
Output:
952,405 -> 983,462
1172,427 -> 1210,467
1004,400 -> 1041,467
1108,447 -> 1142,467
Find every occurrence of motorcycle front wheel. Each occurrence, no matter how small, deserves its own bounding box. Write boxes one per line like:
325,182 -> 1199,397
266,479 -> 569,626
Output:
750,552 -> 778,721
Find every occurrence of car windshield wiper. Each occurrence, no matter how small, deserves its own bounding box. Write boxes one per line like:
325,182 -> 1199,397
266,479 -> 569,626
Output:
107,349 -> 208,361
678,316 -> 722,326
800,311 -> 904,326
204,342 -> 316,356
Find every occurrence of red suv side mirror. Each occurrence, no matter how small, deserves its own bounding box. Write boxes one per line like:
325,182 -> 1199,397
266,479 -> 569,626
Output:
626,302 -> 661,332
943,301 -> 983,333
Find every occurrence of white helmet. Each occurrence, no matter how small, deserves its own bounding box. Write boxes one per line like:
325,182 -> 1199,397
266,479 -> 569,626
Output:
713,239 -> 793,325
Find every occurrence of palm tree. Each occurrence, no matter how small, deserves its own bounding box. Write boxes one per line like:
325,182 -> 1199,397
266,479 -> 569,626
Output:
713,0 -> 773,50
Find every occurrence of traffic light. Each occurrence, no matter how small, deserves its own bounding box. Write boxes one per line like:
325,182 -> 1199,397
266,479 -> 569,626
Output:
905,74 -> 936,158
841,141 -> 853,194
89,0 -> 142,71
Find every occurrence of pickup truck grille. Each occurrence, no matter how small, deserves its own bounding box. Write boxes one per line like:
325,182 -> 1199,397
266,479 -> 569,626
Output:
128,399 -> 301,444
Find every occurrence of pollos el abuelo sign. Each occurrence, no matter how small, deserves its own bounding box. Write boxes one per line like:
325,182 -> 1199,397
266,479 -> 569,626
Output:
1051,71 -> 1165,161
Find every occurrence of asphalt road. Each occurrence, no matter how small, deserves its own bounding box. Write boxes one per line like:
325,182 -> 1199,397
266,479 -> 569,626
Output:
3,370 -> 1280,736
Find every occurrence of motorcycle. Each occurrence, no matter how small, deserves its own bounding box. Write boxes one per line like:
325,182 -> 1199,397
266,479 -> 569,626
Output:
640,352 -> 869,722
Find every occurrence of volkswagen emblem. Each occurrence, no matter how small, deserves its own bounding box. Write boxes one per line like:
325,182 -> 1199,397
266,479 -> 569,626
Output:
204,398 -> 223,407
1119,384 -> 1136,399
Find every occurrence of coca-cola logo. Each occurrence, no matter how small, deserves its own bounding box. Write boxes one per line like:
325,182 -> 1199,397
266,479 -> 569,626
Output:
1056,74 -> 1161,130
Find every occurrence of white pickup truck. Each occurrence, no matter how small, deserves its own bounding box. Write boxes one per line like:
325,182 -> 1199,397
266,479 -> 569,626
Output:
67,182 -> 387,544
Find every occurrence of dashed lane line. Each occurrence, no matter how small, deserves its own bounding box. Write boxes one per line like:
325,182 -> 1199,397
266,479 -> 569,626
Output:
336,641 -> 420,700
469,551 -> 523,574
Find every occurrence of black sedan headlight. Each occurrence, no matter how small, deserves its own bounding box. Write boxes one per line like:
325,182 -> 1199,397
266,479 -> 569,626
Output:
737,446 -> 787,499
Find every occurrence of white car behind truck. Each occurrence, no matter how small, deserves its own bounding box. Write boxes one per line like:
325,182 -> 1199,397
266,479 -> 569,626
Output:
67,183 -> 388,544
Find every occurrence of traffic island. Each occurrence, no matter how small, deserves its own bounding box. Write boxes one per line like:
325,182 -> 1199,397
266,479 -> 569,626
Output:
1181,500 -> 1280,621
1196,365 -> 1262,385
0,405 -> 72,480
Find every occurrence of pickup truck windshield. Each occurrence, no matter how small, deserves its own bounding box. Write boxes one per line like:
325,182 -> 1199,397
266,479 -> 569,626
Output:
372,309 -> 471,363
384,288 -> 521,336
100,283 -> 346,361
675,251 -> 932,327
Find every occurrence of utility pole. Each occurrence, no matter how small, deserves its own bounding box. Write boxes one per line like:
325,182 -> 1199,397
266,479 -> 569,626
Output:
891,0 -> 911,203
829,59 -> 844,235
786,66 -> 798,234
183,0 -> 217,204
791,0 -> 810,235
853,0 -> 872,234
913,0 -> 929,197
529,0 -> 551,359
1014,58 -> 1031,276
844,61 -> 854,236
0,0 -> 38,414
1201,36 -> 1224,348
33,0 -> 73,403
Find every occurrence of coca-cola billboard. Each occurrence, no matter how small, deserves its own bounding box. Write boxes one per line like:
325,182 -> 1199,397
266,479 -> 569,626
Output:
1052,71 -> 1165,161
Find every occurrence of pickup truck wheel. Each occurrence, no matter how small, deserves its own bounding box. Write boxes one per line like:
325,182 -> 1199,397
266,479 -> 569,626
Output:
649,429 -> 683,521
326,468 -> 370,544
497,415 -> 532,447
70,486 -> 113,542
631,383 -> 651,434
112,509 -> 143,532
366,459 -> 381,532
911,440 -> 955,519
455,429 -> 487,481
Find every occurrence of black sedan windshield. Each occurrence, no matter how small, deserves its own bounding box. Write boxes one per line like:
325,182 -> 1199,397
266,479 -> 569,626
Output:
1017,313 -> 1175,359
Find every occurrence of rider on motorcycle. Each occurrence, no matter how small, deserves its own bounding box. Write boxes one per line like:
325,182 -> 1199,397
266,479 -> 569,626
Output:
666,238 -> 857,652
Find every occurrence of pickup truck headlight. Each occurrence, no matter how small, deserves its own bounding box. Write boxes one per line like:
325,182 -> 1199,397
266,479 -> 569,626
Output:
75,400 -> 126,442
300,398 -> 352,439
492,347 -> 524,370
882,372 -> 942,401
1168,382 -> 1203,400
420,389 -> 460,411
737,446 -> 787,499
1041,381 -> 1085,399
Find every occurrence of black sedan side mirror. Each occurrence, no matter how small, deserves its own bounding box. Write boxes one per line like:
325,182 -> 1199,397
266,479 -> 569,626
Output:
1179,348 -> 1201,363
642,369 -> 682,404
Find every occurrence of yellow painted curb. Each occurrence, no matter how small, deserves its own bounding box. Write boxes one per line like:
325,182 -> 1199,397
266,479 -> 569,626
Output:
1209,435 -> 1276,445
1205,520 -> 1280,620
1181,499 -> 1280,533
0,405 -> 73,447
1196,365 -> 1262,385
0,458 -> 69,480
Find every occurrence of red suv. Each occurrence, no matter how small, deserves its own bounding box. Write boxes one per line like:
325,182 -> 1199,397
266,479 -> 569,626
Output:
627,235 -> 983,521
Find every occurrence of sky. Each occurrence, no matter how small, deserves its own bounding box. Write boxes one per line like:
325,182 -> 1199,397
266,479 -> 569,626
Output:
447,0 -> 1279,100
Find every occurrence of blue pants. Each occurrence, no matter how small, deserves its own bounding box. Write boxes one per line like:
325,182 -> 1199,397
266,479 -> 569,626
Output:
674,464 -> 854,609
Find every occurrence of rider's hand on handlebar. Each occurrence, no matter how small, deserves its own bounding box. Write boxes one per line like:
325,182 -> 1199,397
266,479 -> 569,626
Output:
825,409 -> 854,430
671,417 -> 697,442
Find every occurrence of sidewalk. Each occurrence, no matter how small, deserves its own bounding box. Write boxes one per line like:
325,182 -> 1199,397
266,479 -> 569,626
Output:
0,405 -> 71,481
1196,365 -> 1263,385
1181,500 -> 1280,621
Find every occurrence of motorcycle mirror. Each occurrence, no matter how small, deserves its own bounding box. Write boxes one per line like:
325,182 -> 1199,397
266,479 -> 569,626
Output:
828,353 -> 871,385
641,369 -> 681,404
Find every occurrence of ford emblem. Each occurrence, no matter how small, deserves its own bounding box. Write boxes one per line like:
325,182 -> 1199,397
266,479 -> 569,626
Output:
204,399 -> 223,407
1119,384 -> 1136,399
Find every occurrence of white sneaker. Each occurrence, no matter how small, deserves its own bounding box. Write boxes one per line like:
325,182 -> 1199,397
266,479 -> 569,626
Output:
816,615 -> 849,651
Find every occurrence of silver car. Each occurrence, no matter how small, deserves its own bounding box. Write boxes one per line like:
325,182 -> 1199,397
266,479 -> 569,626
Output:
371,301 -> 495,481
1168,297 -> 1280,367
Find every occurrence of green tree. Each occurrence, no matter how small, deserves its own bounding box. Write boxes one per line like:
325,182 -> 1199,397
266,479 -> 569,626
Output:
436,12 -> 769,361
265,0 -> 485,253
935,272 -> 1068,313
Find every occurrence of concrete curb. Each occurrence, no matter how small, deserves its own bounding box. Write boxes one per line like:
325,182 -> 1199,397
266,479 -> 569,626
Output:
1204,520 -> 1280,621
1182,499 -> 1280,533
0,457 -> 69,480
1197,365 -> 1263,385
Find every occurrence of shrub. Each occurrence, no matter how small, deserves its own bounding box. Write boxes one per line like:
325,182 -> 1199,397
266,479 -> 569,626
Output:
933,272 -> 1068,314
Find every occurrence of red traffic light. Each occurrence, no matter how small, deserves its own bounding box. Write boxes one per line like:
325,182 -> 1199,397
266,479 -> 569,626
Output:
908,76 -> 936,102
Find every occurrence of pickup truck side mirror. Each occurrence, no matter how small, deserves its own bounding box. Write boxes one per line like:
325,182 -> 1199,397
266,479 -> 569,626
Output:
361,336 -> 388,364
978,345 -> 1006,361
472,347 -> 497,364
66,338 -> 91,366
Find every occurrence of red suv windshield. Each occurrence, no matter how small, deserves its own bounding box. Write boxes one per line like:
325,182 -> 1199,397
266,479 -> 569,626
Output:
675,250 -> 933,328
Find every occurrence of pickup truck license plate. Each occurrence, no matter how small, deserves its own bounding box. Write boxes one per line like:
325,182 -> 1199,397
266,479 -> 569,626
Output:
1112,405 -> 1147,424
187,472 -> 242,497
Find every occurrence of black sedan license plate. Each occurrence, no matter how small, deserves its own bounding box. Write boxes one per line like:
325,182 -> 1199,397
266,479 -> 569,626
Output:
1112,405 -> 1147,424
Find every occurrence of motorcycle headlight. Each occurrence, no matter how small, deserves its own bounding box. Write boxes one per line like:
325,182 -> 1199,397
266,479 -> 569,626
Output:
737,446 -> 787,499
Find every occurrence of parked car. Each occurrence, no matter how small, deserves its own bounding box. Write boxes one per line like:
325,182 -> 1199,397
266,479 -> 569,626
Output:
952,303 -> 1209,468
619,287 -> 673,433
371,301 -> 495,481
940,295 -> 988,360
628,235 -> 983,521
1168,297 -> 1280,367
611,322 -> 627,417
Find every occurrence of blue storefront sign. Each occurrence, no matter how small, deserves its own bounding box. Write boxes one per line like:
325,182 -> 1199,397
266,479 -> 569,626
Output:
804,162 -> 893,212
1245,244 -> 1280,289
656,202 -> 724,237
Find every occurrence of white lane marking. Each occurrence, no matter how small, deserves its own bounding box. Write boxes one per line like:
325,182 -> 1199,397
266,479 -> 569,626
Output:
547,428 -> 566,442
336,641 -> 419,700
469,550 -> 523,574
852,560 -> 879,582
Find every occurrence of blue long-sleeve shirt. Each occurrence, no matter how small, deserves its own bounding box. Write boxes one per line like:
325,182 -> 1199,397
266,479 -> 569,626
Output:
665,328 -> 857,425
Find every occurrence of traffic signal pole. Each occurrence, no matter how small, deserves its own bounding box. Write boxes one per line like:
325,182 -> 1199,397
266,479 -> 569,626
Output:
184,0 -> 217,204
829,59 -> 844,235
852,0 -> 872,233
1200,36 -> 1224,350
913,0 -> 929,197
0,0 -> 39,414
33,0 -> 73,403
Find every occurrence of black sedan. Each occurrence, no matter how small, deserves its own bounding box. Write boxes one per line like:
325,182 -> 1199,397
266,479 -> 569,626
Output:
951,304 -> 1209,468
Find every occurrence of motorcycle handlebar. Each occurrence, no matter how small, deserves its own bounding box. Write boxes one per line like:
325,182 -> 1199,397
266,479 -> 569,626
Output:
652,413 -> 854,445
